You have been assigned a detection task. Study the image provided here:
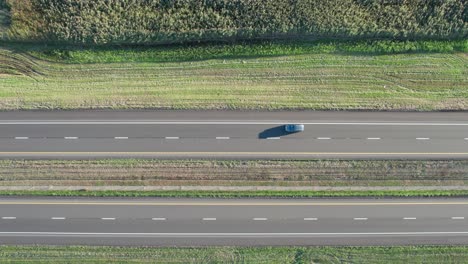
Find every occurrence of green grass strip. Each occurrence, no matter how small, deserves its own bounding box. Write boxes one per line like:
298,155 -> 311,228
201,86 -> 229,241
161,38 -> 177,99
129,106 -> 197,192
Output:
2,189 -> 468,198
1,245 -> 468,263
23,39 -> 468,64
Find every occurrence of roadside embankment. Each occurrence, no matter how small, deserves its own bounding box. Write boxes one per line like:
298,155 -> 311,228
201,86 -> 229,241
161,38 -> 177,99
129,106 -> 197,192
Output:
1,245 -> 467,263
0,41 -> 466,111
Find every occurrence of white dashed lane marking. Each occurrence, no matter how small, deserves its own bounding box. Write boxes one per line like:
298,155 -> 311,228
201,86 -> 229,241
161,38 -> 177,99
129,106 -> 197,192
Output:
14,137 -> 29,139
216,137 -> 230,139
317,137 -> 331,140
64,137 -> 78,139
416,138 -> 430,140
114,137 -> 128,139
4,216 -> 468,222
367,138 -> 381,140
266,137 -> 280,140
165,137 -> 179,139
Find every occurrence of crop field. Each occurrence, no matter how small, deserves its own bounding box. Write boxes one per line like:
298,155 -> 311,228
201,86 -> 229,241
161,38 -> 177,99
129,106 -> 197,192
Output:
4,0 -> 466,45
1,159 -> 467,187
0,41 -> 467,110
1,245 -> 468,263
0,5 -> 8,38
0,10 -> 7,32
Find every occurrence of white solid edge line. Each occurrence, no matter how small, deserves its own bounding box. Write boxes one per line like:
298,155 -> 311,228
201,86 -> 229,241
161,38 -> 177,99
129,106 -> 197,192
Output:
367,138 -> 381,140
452,217 -> 465,220
51,217 -> 66,220
2,121 -> 468,126
165,137 -> 179,139
403,217 -> 417,220
101,218 -> 116,220
416,138 -> 430,140
202,218 -> 217,221
216,137 -> 230,139
4,231 -> 468,237
14,137 -> 29,139
266,137 -> 280,139
304,218 -> 318,221
114,137 -> 128,139
1,217 -> 16,219
151,218 -> 166,221
253,218 -> 268,221
353,218 -> 368,220
64,137 -> 78,139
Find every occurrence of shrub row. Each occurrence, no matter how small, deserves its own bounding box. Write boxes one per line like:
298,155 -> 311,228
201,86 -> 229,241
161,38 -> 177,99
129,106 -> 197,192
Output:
5,0 -> 468,45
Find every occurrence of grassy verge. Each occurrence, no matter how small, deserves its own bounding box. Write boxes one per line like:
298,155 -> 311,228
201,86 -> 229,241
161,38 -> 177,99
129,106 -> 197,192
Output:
2,189 -> 468,198
1,245 -> 468,263
0,40 -> 467,110
26,39 -> 468,63
1,159 -> 467,187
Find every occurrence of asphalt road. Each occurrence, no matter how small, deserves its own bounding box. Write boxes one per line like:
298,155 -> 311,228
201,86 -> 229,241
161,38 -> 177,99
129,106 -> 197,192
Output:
2,198 -> 468,246
0,111 -> 466,159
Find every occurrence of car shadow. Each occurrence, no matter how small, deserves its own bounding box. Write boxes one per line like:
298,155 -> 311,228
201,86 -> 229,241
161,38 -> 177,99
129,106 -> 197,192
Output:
258,125 -> 293,139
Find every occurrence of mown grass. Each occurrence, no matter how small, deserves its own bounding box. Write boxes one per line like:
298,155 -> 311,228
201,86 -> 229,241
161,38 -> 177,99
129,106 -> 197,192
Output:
1,245 -> 468,263
3,189 -> 468,198
1,159 -> 467,187
0,40 -> 467,110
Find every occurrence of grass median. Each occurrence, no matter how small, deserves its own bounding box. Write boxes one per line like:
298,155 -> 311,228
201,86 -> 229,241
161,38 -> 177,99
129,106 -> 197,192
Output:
1,245 -> 467,263
1,159 -> 468,187
1,39 -> 467,110
1,159 -> 468,197
3,189 -> 468,198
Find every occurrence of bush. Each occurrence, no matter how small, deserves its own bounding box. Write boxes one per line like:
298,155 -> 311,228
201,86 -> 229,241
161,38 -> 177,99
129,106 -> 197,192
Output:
5,0 -> 468,45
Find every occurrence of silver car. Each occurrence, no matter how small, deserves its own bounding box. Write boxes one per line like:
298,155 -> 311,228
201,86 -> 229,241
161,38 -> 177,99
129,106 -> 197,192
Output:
285,124 -> 305,132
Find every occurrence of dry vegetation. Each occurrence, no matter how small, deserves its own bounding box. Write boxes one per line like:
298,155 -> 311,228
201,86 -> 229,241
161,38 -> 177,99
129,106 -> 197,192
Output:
1,159 -> 467,187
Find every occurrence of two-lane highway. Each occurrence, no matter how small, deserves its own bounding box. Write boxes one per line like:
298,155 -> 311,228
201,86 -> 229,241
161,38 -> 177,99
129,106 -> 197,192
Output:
0,111 -> 467,159
2,198 -> 468,246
